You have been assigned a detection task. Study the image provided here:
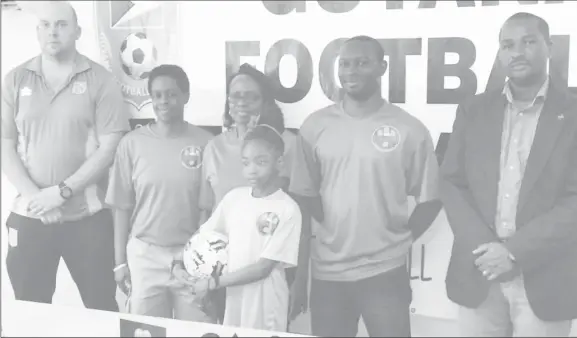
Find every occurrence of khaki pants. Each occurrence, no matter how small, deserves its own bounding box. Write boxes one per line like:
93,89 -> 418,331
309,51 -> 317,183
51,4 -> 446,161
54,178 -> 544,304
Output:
458,277 -> 572,337
126,237 -> 214,322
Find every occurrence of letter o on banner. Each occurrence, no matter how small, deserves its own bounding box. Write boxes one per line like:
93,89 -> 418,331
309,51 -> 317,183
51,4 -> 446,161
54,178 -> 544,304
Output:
264,39 -> 313,103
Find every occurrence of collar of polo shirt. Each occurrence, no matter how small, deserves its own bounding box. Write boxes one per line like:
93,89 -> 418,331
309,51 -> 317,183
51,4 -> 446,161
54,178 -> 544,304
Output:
24,52 -> 92,76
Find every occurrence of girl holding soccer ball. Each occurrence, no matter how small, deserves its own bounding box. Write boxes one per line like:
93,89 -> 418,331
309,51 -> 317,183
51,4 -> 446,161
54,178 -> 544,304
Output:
172,120 -> 303,332
198,64 -> 311,325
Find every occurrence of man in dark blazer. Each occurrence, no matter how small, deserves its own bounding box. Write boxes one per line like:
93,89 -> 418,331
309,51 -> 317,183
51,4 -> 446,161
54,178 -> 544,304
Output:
440,12 -> 577,337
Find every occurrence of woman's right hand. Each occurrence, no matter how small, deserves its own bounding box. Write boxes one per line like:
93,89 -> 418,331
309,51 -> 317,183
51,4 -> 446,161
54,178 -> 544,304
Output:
172,263 -> 196,288
114,265 -> 132,295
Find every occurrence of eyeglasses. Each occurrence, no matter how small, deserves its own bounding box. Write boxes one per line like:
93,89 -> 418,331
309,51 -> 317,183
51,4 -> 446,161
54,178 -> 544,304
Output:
228,91 -> 262,104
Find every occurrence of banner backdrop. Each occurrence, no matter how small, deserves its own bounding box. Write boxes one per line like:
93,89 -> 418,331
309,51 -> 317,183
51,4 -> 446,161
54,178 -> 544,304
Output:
179,0 -> 576,137
94,1 -> 180,115
94,1 -> 577,139
91,0 -> 577,321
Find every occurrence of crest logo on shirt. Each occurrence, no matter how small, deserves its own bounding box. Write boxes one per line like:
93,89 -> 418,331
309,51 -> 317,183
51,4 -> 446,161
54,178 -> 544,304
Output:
71,81 -> 87,95
256,212 -> 280,235
372,125 -> 402,152
20,87 -> 32,97
180,145 -> 202,169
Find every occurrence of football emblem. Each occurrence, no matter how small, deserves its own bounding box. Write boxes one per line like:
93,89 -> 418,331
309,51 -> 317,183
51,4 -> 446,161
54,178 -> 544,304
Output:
120,32 -> 158,80
256,212 -> 280,235
181,146 -> 202,169
372,125 -> 402,152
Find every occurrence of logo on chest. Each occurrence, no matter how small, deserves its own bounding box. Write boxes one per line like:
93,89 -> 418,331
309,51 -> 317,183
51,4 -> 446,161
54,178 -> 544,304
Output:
256,212 -> 280,236
371,125 -> 402,152
71,81 -> 87,95
180,146 -> 202,169
20,87 -> 32,97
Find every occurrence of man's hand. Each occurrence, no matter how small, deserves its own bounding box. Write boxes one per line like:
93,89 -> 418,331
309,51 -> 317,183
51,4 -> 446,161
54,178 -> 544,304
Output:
172,263 -> 196,288
289,273 -> 308,320
114,265 -> 132,295
473,242 -> 515,281
28,186 -> 65,216
40,208 -> 63,224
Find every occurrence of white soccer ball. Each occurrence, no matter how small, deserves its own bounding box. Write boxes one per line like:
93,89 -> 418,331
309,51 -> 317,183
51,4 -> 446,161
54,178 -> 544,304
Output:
183,230 -> 228,280
119,32 -> 158,80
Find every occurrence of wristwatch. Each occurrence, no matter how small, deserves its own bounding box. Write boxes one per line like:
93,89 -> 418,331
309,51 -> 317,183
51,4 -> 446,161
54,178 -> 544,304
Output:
58,182 -> 73,200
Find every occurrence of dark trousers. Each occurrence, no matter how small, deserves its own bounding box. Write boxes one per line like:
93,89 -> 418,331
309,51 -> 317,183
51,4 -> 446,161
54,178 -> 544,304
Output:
5,210 -> 118,312
310,265 -> 412,337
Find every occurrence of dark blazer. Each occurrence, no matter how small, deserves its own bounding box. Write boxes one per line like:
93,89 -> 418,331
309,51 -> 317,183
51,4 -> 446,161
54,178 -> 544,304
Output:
440,81 -> 577,322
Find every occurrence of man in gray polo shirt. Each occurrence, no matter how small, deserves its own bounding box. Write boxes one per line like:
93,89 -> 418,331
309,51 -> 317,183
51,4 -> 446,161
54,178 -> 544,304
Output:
1,1 -> 129,311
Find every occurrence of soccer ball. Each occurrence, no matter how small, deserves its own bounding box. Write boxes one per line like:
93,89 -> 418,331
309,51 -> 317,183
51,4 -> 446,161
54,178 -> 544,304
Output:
182,230 -> 228,280
119,32 -> 158,80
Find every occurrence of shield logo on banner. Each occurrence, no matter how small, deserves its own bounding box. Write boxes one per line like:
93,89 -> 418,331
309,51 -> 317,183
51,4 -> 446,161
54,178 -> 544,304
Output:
94,1 -> 180,113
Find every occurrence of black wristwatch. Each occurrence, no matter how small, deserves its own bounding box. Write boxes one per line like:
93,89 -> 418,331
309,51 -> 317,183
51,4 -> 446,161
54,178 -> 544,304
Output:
58,182 -> 73,200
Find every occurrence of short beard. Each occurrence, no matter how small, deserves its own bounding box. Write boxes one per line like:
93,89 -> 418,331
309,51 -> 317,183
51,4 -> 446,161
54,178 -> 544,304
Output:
508,69 -> 547,88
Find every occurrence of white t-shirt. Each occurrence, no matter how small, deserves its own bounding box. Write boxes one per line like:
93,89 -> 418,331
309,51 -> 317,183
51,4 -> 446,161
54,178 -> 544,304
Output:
199,187 -> 302,331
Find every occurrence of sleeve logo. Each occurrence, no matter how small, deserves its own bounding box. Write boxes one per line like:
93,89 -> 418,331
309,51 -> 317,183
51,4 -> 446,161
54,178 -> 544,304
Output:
372,125 -> 402,152
256,212 -> 280,235
181,145 -> 202,169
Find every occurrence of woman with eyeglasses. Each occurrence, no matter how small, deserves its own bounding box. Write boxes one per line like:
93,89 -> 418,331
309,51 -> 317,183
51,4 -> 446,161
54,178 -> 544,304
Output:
200,64 -> 294,211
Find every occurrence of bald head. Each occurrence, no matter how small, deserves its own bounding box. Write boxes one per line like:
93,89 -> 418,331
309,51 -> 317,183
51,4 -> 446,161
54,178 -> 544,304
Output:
36,1 -> 81,59
37,1 -> 78,26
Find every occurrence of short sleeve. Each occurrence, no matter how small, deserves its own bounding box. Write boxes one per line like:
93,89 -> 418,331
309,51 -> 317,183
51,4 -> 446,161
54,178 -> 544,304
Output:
199,189 -> 230,237
199,141 -> 216,211
260,203 -> 302,268
407,127 -> 439,203
95,72 -> 130,136
105,137 -> 135,210
288,121 -> 321,197
1,70 -> 18,140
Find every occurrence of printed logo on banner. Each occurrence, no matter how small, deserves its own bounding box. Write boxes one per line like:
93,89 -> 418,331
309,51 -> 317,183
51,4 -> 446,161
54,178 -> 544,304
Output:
129,118 -> 155,130
119,318 -> 166,337
256,212 -> 280,235
372,125 -> 402,152
94,1 -> 179,113
181,145 -> 202,169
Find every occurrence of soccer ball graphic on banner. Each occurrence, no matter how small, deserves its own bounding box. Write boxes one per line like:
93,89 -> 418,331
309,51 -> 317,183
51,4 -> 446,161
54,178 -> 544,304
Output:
119,32 -> 158,80
183,230 -> 228,280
